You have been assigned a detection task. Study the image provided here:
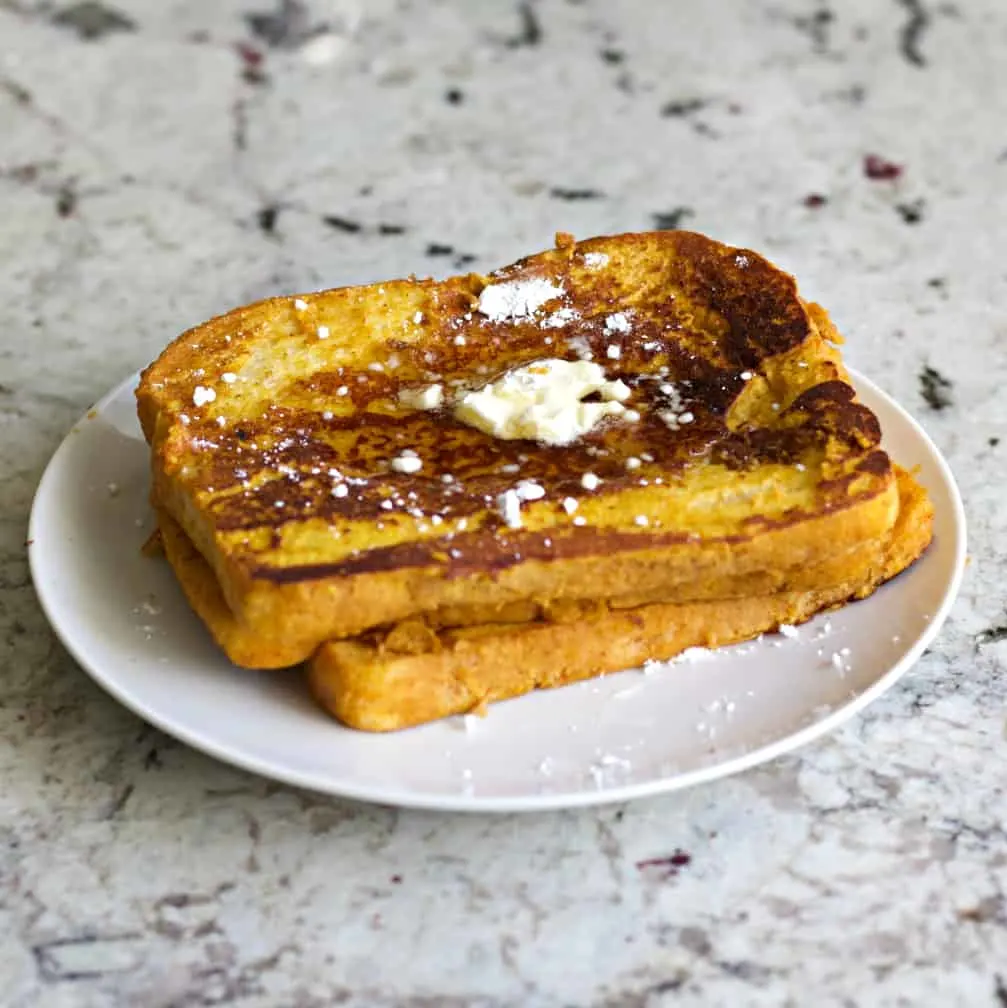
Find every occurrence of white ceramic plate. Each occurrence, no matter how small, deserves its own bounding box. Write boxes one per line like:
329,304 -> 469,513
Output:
29,371 -> 965,812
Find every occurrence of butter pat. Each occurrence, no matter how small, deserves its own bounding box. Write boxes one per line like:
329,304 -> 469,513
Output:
398,383 -> 443,410
455,359 -> 631,446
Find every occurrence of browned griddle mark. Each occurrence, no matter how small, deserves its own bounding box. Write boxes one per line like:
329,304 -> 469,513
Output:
251,472 -> 881,584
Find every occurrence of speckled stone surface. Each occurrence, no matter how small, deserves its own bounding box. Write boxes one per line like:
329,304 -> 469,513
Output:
2,1 -> 1006,1005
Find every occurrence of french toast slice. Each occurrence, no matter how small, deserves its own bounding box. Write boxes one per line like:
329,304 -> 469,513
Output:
139,230 -> 902,667
308,466 -> 933,731
156,501 -> 897,668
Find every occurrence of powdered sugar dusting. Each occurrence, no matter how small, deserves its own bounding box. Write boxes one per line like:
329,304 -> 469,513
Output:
496,480 -> 545,528
542,307 -> 580,328
498,488 -> 522,528
478,278 -> 564,323
659,380 -> 695,431
605,312 -> 632,334
673,647 -> 718,664
192,385 -> 215,407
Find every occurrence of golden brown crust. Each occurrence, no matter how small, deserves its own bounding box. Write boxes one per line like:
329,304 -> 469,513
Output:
140,230 -> 898,661
157,483 -> 899,668
307,467 -> 933,731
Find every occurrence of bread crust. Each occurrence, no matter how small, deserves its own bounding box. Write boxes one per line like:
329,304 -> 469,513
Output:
308,466 -> 933,731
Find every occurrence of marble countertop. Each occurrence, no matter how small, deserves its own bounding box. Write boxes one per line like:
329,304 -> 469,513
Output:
2,0 -> 1006,1004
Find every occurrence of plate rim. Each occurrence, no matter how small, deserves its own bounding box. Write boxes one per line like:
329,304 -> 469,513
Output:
28,369 -> 968,813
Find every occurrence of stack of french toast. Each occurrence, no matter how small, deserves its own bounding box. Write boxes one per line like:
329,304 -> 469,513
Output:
137,230 -> 933,731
